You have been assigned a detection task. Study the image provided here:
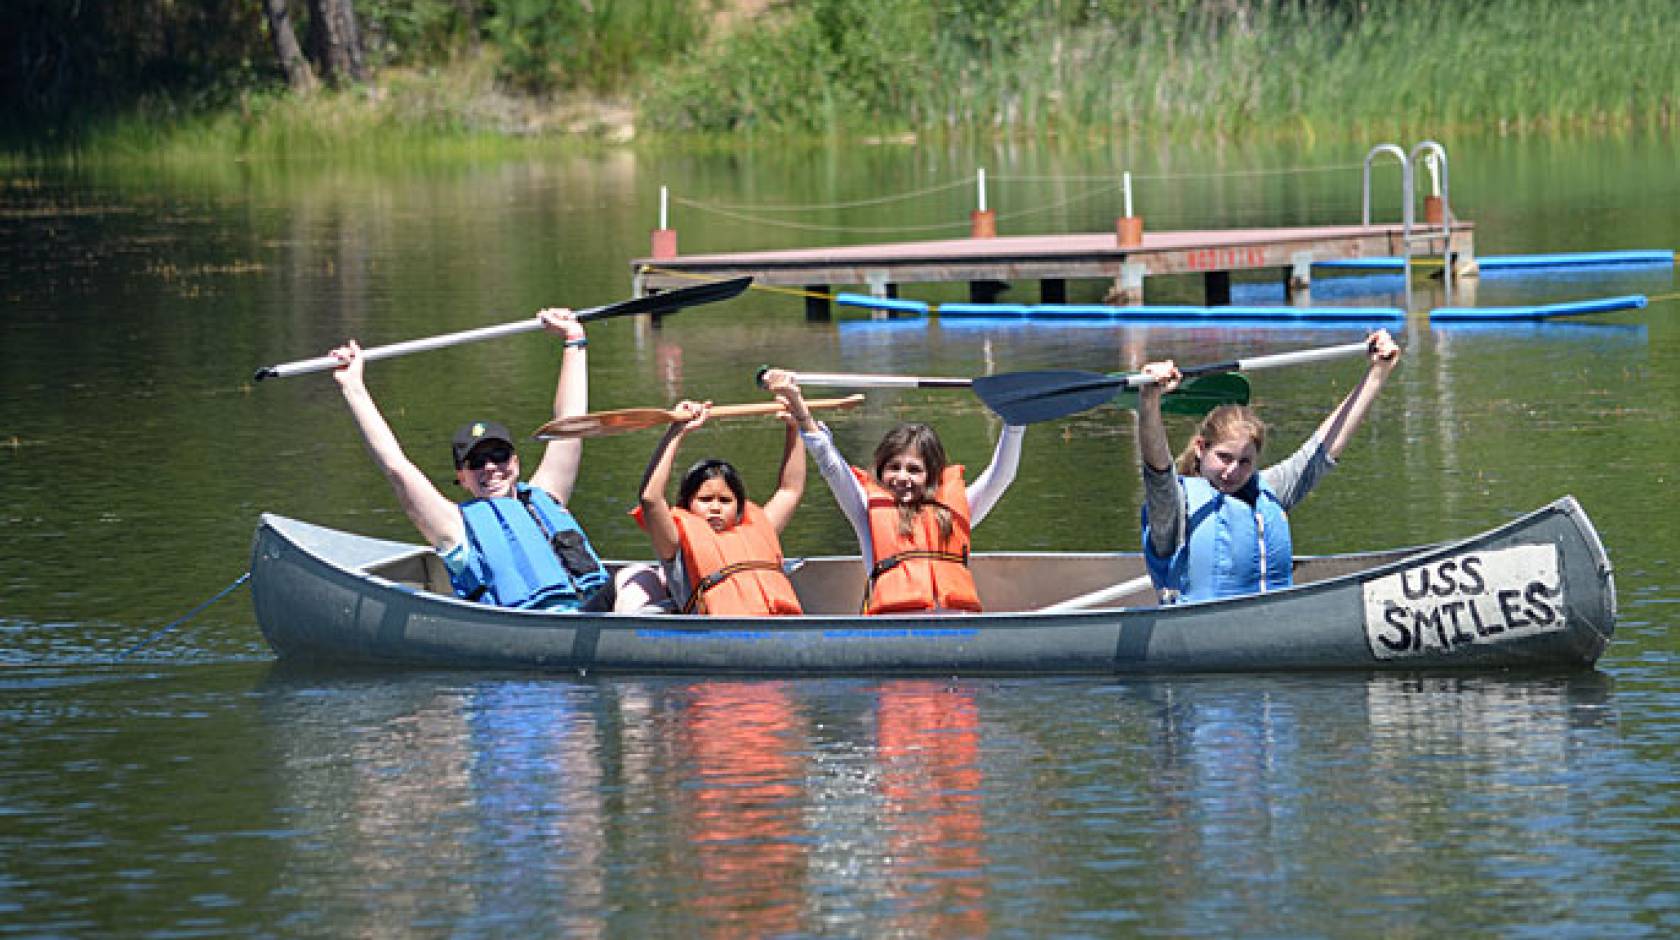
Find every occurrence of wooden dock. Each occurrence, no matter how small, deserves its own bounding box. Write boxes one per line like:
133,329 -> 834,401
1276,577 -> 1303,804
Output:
631,222 -> 1476,315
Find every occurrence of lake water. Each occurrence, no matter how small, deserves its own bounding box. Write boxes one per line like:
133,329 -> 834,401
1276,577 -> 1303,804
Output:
3,132 -> 1678,934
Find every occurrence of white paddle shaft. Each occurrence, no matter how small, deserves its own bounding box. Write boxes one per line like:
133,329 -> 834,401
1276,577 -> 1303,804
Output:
259,318 -> 544,380
787,371 -> 973,389
1121,339 -> 1373,389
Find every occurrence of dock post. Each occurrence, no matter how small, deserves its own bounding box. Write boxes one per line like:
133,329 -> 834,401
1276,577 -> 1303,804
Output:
1041,279 -> 1067,304
970,168 -> 996,237
1116,172 -> 1143,246
651,185 -> 678,258
804,286 -> 830,321
1109,262 -> 1147,306
1286,250 -> 1313,304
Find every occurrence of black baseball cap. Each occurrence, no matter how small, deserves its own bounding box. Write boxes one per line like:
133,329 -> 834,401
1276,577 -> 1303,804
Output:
451,420 -> 516,469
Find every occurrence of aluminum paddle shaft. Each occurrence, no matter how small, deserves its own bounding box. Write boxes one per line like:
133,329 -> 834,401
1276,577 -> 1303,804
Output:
254,276 -> 752,381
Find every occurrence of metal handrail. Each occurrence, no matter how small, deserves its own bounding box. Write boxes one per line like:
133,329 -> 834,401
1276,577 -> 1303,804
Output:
1409,140 -> 1454,304
1362,144 -> 1410,228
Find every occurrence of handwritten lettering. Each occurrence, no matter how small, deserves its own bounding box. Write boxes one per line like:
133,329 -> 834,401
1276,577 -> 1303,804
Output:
1363,545 -> 1564,660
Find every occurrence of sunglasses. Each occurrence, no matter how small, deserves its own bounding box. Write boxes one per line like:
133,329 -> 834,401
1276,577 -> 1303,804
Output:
464,445 -> 514,470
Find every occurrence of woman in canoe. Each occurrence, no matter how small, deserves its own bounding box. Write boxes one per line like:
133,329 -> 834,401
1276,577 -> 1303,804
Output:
1135,329 -> 1402,604
761,368 -> 1024,615
327,308 -> 616,612
628,396 -> 806,615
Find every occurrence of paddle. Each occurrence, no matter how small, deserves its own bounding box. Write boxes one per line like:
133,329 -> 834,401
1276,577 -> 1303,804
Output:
765,368 -> 1250,421
252,276 -> 753,382
533,394 -> 866,440
971,339 -> 1374,424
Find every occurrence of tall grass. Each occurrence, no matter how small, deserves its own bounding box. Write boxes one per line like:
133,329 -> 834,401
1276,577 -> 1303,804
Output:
641,0 -> 1678,140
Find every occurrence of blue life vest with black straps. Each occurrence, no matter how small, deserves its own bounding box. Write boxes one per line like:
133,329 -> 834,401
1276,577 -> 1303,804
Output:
453,483 -> 609,610
1142,475 -> 1293,603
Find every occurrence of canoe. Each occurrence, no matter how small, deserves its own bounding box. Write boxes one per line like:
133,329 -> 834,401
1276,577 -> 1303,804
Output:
250,496 -> 1615,675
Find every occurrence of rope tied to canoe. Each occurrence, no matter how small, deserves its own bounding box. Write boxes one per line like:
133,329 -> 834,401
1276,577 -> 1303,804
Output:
114,571 -> 251,661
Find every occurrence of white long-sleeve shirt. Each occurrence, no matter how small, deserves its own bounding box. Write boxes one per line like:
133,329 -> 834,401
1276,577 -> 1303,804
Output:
801,423 -> 1026,570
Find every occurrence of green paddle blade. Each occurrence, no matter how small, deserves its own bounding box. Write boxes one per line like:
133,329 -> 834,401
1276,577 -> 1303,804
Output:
1113,372 -> 1251,415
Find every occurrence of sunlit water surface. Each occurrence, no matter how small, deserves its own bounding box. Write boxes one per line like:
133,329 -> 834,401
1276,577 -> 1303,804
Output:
2,133 -> 1677,934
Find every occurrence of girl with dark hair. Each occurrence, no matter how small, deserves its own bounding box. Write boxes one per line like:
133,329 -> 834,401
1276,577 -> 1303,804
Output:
760,368 -> 1024,615
631,397 -> 806,616
1136,329 -> 1402,604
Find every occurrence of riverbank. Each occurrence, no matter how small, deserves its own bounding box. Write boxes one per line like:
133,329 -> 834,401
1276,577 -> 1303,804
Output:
4,0 -> 1675,164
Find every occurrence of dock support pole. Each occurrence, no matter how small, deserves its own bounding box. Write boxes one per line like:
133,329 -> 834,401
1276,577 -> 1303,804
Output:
1286,250 -> 1313,304
1204,271 -> 1232,306
1040,279 -> 1067,304
1110,262 -> 1147,306
805,286 -> 830,321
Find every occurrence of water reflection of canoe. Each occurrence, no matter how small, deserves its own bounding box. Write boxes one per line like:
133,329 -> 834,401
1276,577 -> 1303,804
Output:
251,496 -> 1614,674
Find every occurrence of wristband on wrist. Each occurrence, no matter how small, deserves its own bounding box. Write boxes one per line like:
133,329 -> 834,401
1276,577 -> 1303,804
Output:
564,337 -> 588,349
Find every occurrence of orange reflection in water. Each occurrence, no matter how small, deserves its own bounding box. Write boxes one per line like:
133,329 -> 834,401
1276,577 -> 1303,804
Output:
876,681 -> 989,938
677,682 -> 808,938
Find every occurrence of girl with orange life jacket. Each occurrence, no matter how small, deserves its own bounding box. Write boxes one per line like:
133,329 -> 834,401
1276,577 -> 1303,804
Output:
761,368 -> 1025,615
630,398 -> 806,616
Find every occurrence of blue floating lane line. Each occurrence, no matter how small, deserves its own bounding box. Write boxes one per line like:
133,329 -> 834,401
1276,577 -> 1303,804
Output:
835,292 -> 930,315
935,303 -> 1404,322
937,303 -> 1034,318
1428,294 -> 1648,321
1317,250 -> 1675,271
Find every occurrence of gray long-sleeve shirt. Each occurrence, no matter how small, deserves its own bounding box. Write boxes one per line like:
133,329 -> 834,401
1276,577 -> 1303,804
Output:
1142,432 -> 1334,560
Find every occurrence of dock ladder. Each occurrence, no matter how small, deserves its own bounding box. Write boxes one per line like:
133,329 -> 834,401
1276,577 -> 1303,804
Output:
1363,141 -> 1470,307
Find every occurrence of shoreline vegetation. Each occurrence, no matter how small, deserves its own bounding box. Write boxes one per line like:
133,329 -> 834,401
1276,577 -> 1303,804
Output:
3,0 -> 1676,164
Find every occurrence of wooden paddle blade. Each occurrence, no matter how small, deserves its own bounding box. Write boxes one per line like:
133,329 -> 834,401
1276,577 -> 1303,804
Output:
1112,373 -> 1252,415
533,407 -> 678,439
970,370 -> 1126,424
531,394 -> 865,440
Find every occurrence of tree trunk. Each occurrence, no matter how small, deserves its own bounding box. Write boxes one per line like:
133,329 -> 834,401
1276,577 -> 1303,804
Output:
261,0 -> 317,93
306,0 -> 369,86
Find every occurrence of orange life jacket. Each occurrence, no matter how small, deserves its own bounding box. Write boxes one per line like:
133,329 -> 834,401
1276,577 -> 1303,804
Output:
852,465 -> 982,615
661,502 -> 803,616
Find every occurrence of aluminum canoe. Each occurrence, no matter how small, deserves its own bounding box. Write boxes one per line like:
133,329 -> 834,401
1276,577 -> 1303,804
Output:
250,496 -> 1614,675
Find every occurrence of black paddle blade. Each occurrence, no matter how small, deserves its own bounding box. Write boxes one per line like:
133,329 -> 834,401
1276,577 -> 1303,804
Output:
581,276 -> 753,322
1113,372 -> 1252,416
971,370 -> 1126,424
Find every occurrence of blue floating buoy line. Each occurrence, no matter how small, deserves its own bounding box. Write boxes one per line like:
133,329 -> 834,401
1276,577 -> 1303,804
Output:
833,249 -> 1670,324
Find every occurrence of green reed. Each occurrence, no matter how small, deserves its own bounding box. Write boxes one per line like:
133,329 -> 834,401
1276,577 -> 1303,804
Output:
641,0 -> 1678,140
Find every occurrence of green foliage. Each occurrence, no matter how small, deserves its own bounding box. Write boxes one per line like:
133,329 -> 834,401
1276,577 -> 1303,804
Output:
643,0 -> 1680,139
484,0 -> 704,95
5,0 -> 1677,153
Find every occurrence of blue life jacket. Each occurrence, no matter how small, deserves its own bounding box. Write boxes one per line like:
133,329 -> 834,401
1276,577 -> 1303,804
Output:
453,484 -> 609,610
1142,475 -> 1293,603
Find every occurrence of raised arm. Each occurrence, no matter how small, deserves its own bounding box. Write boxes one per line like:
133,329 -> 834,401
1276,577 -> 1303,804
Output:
1135,360 -> 1183,472
762,367 -> 872,560
759,375 -> 808,533
528,308 -> 588,502
966,424 -> 1025,525
330,341 -> 464,551
636,401 -> 708,563
1313,329 -> 1402,461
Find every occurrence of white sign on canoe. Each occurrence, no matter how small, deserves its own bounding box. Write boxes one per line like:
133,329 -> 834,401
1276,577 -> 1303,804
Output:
1362,544 -> 1564,660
